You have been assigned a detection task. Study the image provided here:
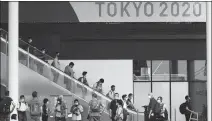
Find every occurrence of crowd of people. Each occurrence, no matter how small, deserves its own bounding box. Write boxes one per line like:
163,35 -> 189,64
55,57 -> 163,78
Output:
0,37 -> 198,121
0,90 -> 196,121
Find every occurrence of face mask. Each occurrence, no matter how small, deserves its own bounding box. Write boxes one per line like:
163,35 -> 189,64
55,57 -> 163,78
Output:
75,103 -> 79,105
157,100 -> 161,103
148,96 -> 151,99
20,99 -> 25,102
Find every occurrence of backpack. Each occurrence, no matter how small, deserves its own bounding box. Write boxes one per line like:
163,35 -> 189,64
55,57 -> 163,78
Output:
90,99 -> 101,112
179,103 -> 187,114
0,97 -> 11,115
55,104 -> 62,117
30,102 -> 41,116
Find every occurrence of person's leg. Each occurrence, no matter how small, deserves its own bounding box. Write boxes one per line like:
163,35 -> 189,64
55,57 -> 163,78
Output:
185,114 -> 190,121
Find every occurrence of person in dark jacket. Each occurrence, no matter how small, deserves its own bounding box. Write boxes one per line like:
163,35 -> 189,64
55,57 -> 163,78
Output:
109,93 -> 119,121
42,98 -> 50,121
184,95 -> 192,121
148,93 -> 157,121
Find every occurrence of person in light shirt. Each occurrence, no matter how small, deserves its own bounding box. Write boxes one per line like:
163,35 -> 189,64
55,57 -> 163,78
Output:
106,85 -> 116,100
17,95 -> 28,121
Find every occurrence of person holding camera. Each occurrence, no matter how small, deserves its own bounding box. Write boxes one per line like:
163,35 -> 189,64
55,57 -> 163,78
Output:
70,99 -> 83,121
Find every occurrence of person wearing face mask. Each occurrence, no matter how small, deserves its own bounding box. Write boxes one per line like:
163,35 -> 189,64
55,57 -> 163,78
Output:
17,95 -> 28,121
155,96 -> 168,121
148,93 -> 157,121
70,99 -> 83,121
109,93 -> 119,121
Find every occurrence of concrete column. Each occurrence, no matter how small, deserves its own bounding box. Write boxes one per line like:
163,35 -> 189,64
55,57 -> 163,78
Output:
171,60 -> 178,74
8,2 -> 19,120
206,2 -> 211,121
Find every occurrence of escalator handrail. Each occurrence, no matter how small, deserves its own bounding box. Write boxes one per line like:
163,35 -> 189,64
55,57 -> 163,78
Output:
1,36 -> 139,115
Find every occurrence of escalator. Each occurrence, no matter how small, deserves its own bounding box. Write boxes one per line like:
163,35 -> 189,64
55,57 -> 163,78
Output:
0,29 -> 142,121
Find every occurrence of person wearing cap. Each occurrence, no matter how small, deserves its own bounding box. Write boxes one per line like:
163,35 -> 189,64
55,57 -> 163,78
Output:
93,78 -> 104,94
78,71 -> 89,98
106,85 -> 116,100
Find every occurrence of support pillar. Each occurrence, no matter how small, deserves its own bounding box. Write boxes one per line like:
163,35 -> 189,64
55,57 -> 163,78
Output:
8,2 -> 19,120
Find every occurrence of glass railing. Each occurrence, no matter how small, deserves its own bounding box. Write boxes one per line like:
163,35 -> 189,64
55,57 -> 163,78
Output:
0,28 -> 140,121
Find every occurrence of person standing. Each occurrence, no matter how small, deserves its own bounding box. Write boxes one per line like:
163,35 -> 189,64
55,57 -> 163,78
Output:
148,93 -> 157,121
126,93 -> 136,111
184,96 -> 193,121
36,48 -> 47,75
109,93 -> 119,121
17,95 -> 28,121
0,91 -> 16,121
106,85 -> 116,100
28,91 -> 42,121
70,99 -> 84,121
115,100 -> 124,121
64,62 -> 75,91
93,78 -> 104,94
41,98 -> 50,121
78,71 -> 89,98
155,96 -> 168,121
121,95 -> 129,121
88,93 -> 104,121
51,52 -> 60,83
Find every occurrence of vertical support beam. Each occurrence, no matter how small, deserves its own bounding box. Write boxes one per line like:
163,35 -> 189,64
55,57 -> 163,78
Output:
8,2 -> 19,120
206,2 -> 211,121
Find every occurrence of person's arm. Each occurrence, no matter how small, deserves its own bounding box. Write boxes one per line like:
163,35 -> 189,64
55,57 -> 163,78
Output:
79,105 -> 84,113
10,101 -> 16,113
109,101 -> 113,118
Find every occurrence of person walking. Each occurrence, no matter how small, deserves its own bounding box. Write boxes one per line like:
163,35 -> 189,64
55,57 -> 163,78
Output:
64,62 -> 75,91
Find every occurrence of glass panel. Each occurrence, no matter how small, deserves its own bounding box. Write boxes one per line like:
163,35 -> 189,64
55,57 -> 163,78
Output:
171,82 -> 188,121
152,60 -> 170,81
170,60 -> 187,81
152,82 -> 170,120
194,60 -> 207,81
133,82 -> 151,112
133,60 -> 151,81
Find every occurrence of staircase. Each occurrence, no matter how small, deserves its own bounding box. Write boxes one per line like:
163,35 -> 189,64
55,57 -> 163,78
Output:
0,28 -> 142,121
